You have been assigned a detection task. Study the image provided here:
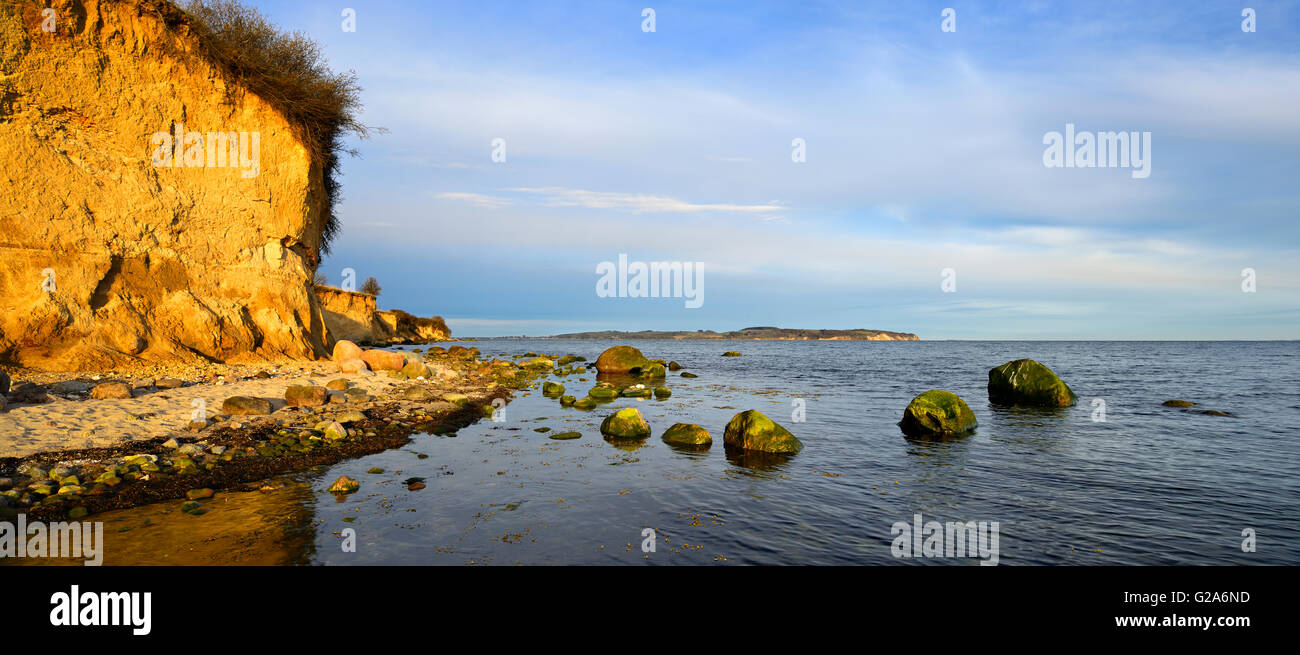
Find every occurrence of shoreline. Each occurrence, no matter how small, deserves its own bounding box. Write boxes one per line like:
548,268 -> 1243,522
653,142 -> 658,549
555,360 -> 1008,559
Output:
0,346 -> 541,524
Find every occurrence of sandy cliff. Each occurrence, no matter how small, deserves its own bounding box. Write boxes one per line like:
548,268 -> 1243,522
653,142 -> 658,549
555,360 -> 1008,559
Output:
0,0 -> 330,371
315,286 -> 450,345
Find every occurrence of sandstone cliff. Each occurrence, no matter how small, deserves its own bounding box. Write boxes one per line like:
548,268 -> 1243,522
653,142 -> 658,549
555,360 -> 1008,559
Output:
315,286 -> 450,345
0,0 -> 331,370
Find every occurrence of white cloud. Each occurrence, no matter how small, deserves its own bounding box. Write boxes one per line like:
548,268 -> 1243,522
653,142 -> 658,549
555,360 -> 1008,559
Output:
508,187 -> 783,215
434,192 -> 512,209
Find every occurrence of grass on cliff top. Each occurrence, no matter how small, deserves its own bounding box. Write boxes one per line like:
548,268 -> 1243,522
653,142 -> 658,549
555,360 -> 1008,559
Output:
177,0 -> 380,253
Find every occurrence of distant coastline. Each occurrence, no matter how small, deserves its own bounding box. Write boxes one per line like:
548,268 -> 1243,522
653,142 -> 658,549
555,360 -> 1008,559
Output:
483,327 -> 920,341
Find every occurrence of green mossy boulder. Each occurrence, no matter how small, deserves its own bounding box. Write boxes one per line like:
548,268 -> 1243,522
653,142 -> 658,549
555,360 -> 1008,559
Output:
987,359 -> 1076,407
637,362 -> 667,379
549,431 -> 582,440
661,423 -> 712,447
328,476 -> 360,494
599,407 -> 651,439
401,361 -> 432,380
621,386 -> 653,398
559,395 -> 576,406
441,392 -> 470,406
573,397 -> 598,410
723,410 -> 802,453
899,390 -> 978,438
595,345 -> 655,374
653,386 -> 672,399
680,372 -> 698,378
542,382 -> 565,396
588,385 -> 619,400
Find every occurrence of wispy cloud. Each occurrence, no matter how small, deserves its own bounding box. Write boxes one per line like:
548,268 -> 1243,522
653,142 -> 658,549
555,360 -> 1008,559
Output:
509,187 -> 784,215
434,192 -> 512,209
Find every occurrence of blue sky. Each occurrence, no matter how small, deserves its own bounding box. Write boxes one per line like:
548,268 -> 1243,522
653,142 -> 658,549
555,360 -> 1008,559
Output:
247,1 -> 1299,339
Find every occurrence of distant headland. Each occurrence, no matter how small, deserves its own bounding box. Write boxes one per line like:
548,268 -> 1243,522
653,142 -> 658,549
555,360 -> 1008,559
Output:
501,327 -> 920,341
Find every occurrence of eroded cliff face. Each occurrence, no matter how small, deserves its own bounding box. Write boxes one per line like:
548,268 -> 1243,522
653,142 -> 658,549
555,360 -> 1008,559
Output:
0,0 -> 330,370
315,286 -> 378,344
315,286 -> 450,345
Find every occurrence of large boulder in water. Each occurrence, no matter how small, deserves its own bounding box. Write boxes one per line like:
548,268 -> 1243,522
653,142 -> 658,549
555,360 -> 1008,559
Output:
599,407 -> 651,439
987,359 -> 1076,407
723,410 -> 803,453
595,345 -> 656,375
662,423 -> 712,447
899,390 -> 977,438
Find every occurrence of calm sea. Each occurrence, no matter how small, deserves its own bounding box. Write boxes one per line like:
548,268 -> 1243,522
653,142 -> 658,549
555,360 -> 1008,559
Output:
304,339 -> 1300,565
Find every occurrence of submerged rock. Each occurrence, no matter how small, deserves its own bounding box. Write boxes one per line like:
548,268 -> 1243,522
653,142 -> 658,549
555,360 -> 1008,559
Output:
900,390 -> 977,438
1162,400 -> 1196,408
600,407 -> 651,439
680,372 -> 698,379
588,385 -> 619,400
549,431 -> 582,440
722,351 -> 742,357
661,423 -> 712,447
723,410 -> 802,453
328,476 -> 360,494
621,386 -> 652,398
637,362 -> 667,379
987,359 -> 1076,407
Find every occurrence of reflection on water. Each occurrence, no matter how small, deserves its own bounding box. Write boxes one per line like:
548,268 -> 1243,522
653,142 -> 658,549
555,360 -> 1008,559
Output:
723,447 -> 798,474
5,478 -> 317,566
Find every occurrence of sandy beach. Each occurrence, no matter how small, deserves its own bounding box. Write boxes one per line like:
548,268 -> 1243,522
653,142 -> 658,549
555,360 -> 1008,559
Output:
0,360 -> 453,459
